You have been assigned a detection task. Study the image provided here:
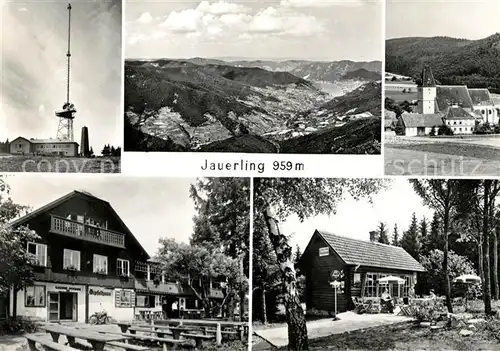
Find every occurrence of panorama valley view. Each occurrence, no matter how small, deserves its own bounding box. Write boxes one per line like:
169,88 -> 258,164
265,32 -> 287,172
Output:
124,58 -> 382,154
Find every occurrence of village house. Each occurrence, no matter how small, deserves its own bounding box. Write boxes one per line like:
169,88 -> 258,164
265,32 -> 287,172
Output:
9,137 -> 79,157
398,65 -> 492,136
469,88 -> 499,124
298,230 -> 425,313
7,190 -> 223,323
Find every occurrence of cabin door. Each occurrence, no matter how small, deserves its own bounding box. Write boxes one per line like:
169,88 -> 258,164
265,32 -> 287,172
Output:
59,292 -> 77,321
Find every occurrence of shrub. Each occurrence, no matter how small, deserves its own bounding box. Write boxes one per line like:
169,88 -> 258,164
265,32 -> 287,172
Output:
0,317 -> 39,335
419,249 -> 477,296
438,124 -> 454,136
474,122 -> 493,134
413,299 -> 446,323
429,126 -> 436,136
494,124 -> 500,134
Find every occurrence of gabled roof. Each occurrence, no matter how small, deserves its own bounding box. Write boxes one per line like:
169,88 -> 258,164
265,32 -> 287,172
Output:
443,106 -> 476,120
10,190 -> 150,259
436,85 -> 474,111
421,65 -> 436,87
401,113 -> 443,128
313,230 -> 425,272
10,136 -> 31,143
468,89 -> 493,106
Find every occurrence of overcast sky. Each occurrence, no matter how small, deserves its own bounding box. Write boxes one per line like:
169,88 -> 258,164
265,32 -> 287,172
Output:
387,0 -> 500,39
5,175 -> 199,257
282,179 -> 435,251
125,0 -> 382,61
0,0 -> 122,151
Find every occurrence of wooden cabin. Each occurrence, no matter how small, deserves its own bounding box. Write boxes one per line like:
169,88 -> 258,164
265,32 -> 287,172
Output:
298,230 -> 425,313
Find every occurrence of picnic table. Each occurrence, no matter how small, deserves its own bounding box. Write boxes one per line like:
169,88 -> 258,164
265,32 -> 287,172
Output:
42,324 -> 129,351
156,319 -> 248,344
128,325 -> 215,348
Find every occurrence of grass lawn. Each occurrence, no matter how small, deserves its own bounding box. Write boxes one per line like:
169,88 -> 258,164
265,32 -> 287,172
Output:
302,320 -> 500,351
385,142 -> 500,176
253,319 -> 500,350
0,156 -> 120,173
385,90 -> 418,102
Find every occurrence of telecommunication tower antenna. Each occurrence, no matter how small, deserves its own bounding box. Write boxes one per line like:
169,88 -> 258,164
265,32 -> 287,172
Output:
55,3 -> 76,141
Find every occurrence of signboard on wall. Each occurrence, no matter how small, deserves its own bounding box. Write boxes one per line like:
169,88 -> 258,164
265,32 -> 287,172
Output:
89,288 -> 112,297
55,286 -> 82,292
319,247 -> 329,256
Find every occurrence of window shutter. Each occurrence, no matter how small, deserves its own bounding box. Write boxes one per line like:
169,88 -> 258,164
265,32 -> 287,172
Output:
115,290 -> 121,307
131,291 -> 135,307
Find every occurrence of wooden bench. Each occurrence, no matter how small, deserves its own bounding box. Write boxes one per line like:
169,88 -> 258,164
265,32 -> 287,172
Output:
107,341 -> 153,351
26,334 -> 79,351
112,331 -> 185,350
180,332 -> 215,349
41,323 -> 129,351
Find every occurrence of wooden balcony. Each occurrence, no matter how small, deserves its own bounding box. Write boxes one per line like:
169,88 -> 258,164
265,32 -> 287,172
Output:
50,215 -> 125,248
135,279 -> 190,295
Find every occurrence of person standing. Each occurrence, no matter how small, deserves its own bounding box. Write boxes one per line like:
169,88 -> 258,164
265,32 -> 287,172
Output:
172,300 -> 179,318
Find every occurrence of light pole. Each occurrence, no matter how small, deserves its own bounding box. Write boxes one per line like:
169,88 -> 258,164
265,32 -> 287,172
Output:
329,270 -> 342,321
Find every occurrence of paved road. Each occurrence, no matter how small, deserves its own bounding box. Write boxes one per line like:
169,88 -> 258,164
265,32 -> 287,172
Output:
253,312 -> 412,348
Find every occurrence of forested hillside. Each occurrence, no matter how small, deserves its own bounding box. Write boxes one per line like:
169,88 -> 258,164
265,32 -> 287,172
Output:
386,34 -> 500,92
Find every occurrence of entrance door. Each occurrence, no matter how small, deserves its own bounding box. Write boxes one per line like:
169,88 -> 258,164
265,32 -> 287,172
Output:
59,293 -> 77,321
48,293 -> 60,322
417,127 -> 425,136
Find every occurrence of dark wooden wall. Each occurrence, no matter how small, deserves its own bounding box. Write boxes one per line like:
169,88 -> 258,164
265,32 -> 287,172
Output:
22,193 -> 148,289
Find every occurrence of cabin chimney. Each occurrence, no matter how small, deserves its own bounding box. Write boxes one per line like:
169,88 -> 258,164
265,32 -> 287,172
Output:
369,231 -> 379,242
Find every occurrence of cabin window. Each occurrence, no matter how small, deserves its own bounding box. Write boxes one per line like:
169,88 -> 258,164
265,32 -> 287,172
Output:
63,249 -> 81,271
318,247 -> 329,256
27,242 -> 47,266
117,259 -> 130,277
185,298 -> 198,309
25,285 -> 46,307
93,254 -> 108,274
353,273 -> 362,290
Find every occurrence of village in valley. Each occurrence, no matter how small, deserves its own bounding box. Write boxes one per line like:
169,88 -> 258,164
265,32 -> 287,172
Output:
384,0 -> 500,176
0,177 -> 250,350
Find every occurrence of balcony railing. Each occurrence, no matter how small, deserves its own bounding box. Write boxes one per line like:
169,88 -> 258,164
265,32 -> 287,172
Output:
50,215 -> 125,248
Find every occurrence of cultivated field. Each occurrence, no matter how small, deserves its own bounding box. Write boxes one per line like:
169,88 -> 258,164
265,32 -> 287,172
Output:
385,89 -> 418,102
384,135 -> 500,176
0,155 -> 121,173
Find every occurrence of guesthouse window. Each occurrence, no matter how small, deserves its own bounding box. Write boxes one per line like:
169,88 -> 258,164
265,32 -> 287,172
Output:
25,285 -> 46,307
93,254 -> 108,274
116,290 -> 134,308
136,295 -> 149,307
27,243 -> 47,266
117,259 -> 130,277
63,249 -> 81,271
318,247 -> 329,256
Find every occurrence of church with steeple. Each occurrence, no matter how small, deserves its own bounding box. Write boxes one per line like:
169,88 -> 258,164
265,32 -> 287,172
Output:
399,65 -> 499,136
